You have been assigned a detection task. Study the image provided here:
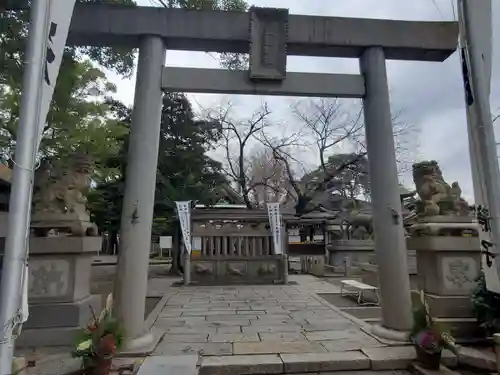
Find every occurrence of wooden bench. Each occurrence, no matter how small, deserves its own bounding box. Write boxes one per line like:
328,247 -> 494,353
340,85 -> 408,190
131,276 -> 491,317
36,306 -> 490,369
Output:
340,279 -> 380,306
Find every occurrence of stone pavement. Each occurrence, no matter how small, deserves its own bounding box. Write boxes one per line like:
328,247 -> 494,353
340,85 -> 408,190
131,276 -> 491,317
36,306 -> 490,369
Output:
18,275 -> 465,374
143,275 -> 461,374
151,275 -> 386,357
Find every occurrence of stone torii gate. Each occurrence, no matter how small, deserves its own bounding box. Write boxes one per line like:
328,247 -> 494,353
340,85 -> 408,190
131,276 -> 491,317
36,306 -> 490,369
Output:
68,3 -> 458,350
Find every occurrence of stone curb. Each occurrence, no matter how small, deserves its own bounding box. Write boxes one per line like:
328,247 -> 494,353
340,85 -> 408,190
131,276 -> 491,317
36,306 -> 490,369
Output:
310,289 -> 374,331
456,346 -> 497,372
143,346 -> 460,375
361,346 -> 457,370
310,288 -> 412,347
410,363 -> 460,375
197,352 -> 371,375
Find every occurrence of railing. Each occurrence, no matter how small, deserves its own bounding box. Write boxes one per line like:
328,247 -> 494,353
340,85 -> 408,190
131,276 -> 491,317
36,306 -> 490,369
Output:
192,220 -> 275,259
197,235 -> 274,258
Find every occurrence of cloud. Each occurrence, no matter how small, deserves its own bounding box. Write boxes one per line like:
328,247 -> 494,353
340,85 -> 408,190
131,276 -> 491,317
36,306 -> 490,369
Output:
105,0 -> 500,203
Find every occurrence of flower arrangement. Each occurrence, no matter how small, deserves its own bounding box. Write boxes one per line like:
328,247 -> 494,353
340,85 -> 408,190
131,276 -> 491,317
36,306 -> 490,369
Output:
72,294 -> 124,375
410,290 -> 459,369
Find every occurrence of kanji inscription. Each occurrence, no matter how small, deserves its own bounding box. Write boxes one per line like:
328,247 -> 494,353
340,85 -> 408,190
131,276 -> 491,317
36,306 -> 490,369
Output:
249,7 -> 288,81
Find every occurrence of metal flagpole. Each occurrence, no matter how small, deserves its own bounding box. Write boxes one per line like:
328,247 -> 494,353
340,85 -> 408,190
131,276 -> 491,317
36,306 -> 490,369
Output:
0,0 -> 50,372
458,0 -> 500,292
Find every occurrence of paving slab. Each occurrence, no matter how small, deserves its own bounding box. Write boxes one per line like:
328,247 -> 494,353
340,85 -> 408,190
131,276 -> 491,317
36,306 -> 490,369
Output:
258,332 -> 307,341
304,328 -> 365,341
199,355 -> 283,375
151,274 -> 381,363
162,334 -> 209,343
280,351 -> 370,373
361,346 -> 457,370
137,355 -> 199,375
242,325 -> 303,333
209,333 -> 260,343
234,341 -> 327,355
154,342 -> 233,356
165,326 -> 218,334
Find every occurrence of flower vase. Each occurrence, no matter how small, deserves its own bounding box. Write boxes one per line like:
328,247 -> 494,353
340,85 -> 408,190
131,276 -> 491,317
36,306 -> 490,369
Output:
414,346 -> 442,370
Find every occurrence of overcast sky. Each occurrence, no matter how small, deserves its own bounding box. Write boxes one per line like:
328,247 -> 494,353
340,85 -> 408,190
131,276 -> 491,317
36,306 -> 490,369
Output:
105,0 -> 500,203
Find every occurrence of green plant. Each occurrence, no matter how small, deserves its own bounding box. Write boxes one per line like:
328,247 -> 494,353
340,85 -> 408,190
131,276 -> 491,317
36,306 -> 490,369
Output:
72,294 -> 124,371
410,290 -> 458,355
472,271 -> 500,336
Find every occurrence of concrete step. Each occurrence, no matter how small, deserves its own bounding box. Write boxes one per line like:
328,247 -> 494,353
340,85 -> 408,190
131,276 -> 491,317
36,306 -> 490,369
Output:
456,346 -> 497,372
135,346 -> 458,375
410,363 -> 460,375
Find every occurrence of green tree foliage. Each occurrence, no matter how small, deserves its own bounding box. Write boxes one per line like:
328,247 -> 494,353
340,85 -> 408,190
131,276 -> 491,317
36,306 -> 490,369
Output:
87,93 -> 228,242
161,0 -> 248,70
154,93 -> 227,233
287,153 -> 370,215
0,0 -> 136,168
0,55 -> 128,175
472,271 -> 500,336
87,99 -> 131,247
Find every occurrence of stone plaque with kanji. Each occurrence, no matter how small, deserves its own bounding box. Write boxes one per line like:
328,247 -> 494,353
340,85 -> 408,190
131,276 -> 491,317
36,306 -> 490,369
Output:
249,7 -> 288,81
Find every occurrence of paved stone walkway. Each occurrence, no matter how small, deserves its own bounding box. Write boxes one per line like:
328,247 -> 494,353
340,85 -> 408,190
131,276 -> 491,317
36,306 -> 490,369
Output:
152,275 -> 386,357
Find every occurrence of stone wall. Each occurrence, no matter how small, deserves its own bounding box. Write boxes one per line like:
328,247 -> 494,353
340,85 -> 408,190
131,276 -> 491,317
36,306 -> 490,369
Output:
360,250 -> 418,289
327,240 -> 376,274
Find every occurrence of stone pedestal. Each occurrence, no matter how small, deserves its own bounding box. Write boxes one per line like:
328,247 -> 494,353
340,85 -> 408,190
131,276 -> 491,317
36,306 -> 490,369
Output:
327,240 -> 375,274
15,236 -> 102,347
303,256 -> 325,276
407,218 -> 481,338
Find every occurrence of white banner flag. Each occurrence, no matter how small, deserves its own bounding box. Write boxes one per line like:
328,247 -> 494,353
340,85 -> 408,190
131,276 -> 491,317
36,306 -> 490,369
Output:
176,201 -> 192,254
267,203 -> 283,255
36,0 -> 77,151
458,0 -> 500,293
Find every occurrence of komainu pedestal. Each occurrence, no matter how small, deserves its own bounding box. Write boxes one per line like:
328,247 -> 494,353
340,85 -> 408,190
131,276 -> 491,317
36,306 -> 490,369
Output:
15,152 -> 102,347
16,237 -> 102,347
408,161 -> 479,337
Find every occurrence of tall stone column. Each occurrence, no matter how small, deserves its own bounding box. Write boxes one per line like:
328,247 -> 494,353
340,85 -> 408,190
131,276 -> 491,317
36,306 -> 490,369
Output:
360,47 -> 412,339
115,36 -> 165,347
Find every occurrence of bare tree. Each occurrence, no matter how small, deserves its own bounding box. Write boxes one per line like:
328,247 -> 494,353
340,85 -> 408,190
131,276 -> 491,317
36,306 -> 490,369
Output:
246,131 -> 305,208
291,98 -> 364,174
267,98 -> 418,214
292,98 -> 417,176
247,147 -> 288,206
203,101 -> 273,208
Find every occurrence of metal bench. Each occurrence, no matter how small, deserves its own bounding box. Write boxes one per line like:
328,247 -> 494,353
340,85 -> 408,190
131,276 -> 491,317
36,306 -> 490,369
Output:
340,279 -> 380,306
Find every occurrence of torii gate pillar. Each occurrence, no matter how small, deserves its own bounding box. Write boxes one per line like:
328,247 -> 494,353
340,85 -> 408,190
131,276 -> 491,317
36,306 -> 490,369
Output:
361,47 -> 413,338
114,35 -> 166,348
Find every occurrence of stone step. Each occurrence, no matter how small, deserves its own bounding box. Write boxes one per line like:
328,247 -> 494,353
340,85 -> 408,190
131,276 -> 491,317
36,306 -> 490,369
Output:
409,363 -> 460,375
456,346 -> 497,372
136,347 -> 459,375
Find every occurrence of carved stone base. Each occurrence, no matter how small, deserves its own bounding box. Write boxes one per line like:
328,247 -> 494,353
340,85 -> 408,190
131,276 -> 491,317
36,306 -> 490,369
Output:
27,237 -> 101,304
17,295 -> 102,347
23,294 -> 101,329
409,238 -> 481,296
16,326 -> 88,348
13,236 -> 101,347
408,221 -> 481,338
410,291 -> 474,319
190,257 -> 284,285
31,212 -> 98,237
